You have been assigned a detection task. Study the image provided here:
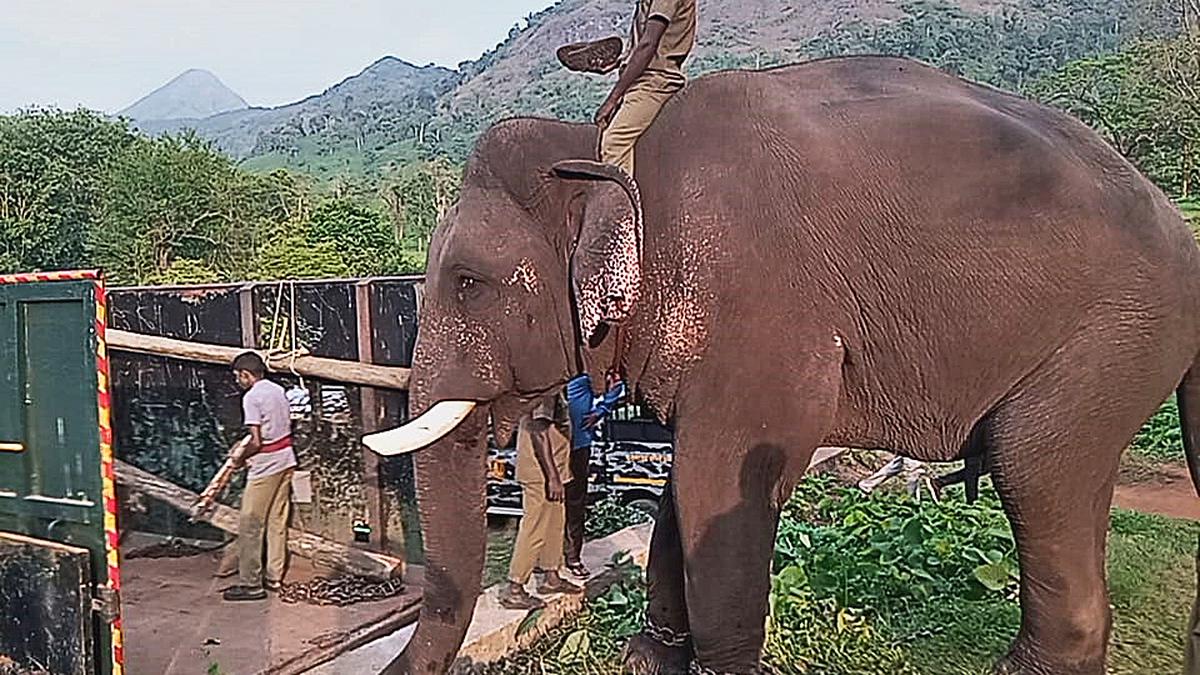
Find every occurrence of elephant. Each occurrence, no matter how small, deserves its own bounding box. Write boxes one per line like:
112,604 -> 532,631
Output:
371,55 -> 1200,674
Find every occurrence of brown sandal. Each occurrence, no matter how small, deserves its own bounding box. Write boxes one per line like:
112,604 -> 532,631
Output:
537,577 -> 584,595
499,585 -> 546,610
557,37 -> 623,74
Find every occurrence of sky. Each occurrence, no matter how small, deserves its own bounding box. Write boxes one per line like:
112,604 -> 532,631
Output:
0,0 -> 556,114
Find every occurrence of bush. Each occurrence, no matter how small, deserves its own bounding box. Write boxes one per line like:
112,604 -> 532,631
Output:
1129,396 -> 1184,463
585,498 -> 653,540
776,475 -> 1019,612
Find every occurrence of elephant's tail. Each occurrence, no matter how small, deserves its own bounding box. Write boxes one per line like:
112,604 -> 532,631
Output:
1177,365 -> 1200,501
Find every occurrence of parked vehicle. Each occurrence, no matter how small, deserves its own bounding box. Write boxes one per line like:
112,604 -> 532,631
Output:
485,404 -> 673,517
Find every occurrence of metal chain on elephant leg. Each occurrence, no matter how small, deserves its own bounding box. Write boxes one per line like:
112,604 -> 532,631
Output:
644,617 -> 691,648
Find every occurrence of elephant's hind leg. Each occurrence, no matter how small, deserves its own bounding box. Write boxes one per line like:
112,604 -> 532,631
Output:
623,480 -> 692,675
985,337 -> 1178,674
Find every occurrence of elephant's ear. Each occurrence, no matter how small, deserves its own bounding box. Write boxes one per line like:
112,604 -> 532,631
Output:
551,159 -> 644,344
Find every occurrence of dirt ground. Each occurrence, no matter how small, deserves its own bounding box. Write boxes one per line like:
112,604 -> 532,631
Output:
1113,461 -> 1200,521
120,544 -> 419,675
823,449 -> 1199,522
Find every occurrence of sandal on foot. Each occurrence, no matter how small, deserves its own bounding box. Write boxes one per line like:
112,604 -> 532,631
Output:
566,562 -> 591,579
499,587 -> 546,610
538,578 -> 584,595
222,585 -> 267,602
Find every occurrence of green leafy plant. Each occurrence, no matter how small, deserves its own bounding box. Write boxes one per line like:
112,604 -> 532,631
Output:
775,475 -> 1019,612
585,498 -> 653,540
1129,396 -> 1184,463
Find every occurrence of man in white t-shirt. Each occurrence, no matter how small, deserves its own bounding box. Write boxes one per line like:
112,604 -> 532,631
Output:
223,352 -> 297,602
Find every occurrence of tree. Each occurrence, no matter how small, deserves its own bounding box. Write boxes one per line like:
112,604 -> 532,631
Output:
1032,35 -> 1200,198
0,108 -> 135,273
385,158 -> 461,251
251,232 -> 351,281
305,198 -> 395,275
91,132 -> 263,284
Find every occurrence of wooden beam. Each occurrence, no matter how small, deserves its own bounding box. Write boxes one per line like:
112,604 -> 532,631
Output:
261,594 -> 422,675
356,280 -> 389,554
194,436 -> 251,515
107,328 -> 410,390
114,459 -> 404,582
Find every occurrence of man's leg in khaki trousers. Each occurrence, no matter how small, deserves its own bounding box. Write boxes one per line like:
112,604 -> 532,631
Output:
599,76 -> 683,177
509,481 -> 556,585
238,471 -> 288,588
265,469 -> 293,584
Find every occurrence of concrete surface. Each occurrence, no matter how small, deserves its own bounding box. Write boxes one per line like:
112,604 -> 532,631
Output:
120,545 -> 419,675
315,522 -> 653,673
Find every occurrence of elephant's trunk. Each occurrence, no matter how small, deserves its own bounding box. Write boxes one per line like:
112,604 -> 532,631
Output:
382,400 -> 490,675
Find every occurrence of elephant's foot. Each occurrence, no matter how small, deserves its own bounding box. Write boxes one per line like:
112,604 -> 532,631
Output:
622,631 -> 691,675
993,639 -> 1105,675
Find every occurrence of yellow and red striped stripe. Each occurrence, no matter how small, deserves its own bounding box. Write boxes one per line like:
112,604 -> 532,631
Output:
0,269 -> 100,285
93,275 -> 124,675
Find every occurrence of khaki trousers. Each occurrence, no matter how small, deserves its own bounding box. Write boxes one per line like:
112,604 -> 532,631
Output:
599,71 -> 684,177
238,468 -> 293,588
508,479 -> 566,585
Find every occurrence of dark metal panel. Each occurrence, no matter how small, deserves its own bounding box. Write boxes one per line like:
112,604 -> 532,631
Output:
0,533 -> 93,675
108,279 -> 426,561
108,287 -> 247,541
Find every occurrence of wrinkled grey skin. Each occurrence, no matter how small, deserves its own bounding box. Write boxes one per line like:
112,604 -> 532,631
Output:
384,56 -> 1200,675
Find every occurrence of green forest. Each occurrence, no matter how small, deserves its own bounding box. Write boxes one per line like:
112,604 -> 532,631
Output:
1,0 -> 1197,284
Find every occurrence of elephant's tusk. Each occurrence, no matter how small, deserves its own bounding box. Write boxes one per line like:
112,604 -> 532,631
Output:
362,401 -> 477,456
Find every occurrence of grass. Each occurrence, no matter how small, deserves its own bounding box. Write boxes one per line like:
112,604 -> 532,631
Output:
485,519 -> 519,588
484,479 -> 1198,674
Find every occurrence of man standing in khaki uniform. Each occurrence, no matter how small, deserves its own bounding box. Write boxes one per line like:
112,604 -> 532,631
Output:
221,352 -> 296,602
596,0 -> 697,177
500,391 -> 584,609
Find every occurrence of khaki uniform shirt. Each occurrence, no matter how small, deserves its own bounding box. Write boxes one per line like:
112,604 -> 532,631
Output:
630,0 -> 697,82
515,392 -> 573,485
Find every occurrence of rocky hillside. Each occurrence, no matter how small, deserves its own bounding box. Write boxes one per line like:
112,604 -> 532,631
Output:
127,0 -> 1182,177
129,57 -> 457,171
119,69 -> 247,122
427,0 -> 1179,158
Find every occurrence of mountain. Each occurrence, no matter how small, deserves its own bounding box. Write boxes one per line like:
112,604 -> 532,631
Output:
427,0 -> 1180,159
125,0 -> 1182,179
119,69 -> 248,122
131,57 -> 458,174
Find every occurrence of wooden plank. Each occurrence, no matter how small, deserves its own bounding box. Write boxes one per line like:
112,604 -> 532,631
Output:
108,328 -> 410,390
355,281 -> 389,554
261,594 -> 422,675
239,283 -> 258,349
114,459 -> 404,582
193,436 -> 251,516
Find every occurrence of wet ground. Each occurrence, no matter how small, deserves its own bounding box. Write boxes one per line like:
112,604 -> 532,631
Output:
120,543 -> 419,675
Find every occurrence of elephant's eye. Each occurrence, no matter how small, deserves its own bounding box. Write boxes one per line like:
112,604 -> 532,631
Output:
457,275 -> 483,303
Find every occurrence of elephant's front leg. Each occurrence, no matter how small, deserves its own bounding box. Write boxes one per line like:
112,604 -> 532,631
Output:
672,436 -> 799,674
667,330 -> 843,673
623,480 -> 692,675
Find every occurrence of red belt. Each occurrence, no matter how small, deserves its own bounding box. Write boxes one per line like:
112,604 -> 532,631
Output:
261,435 -> 293,453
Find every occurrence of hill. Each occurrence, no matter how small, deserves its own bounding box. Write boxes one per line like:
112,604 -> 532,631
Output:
425,0 -> 1181,159
119,69 -> 247,122
127,0 -> 1183,179
131,57 -> 458,176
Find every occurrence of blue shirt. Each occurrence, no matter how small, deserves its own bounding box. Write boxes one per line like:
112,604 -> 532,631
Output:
565,373 -> 626,450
